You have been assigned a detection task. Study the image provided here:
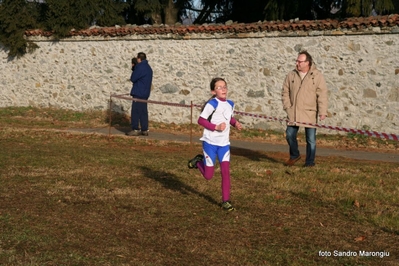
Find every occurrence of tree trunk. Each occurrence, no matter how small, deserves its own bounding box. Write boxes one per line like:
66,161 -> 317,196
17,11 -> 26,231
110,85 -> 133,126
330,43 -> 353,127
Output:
163,0 -> 179,25
151,12 -> 162,25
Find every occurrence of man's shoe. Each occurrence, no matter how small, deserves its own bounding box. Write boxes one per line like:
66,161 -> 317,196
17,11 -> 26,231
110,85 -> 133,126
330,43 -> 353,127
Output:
188,154 -> 204,169
284,156 -> 301,166
126,130 -> 141,136
141,130 -> 149,136
221,201 -> 235,211
304,163 -> 315,167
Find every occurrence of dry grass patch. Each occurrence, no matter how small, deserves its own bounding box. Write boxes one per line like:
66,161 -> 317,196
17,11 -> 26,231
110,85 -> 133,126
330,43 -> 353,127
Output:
0,107 -> 398,265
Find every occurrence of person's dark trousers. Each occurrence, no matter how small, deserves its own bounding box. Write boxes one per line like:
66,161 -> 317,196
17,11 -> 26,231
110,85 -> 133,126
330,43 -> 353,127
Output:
286,126 -> 316,165
131,100 -> 148,131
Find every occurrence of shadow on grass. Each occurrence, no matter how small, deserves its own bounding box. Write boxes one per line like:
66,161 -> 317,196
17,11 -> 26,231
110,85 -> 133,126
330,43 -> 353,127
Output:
139,166 -> 219,207
106,102 -> 131,125
231,146 -> 280,163
106,101 -> 132,134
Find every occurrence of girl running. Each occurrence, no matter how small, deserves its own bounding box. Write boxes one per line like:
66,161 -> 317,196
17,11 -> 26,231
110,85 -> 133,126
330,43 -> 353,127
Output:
188,77 -> 242,211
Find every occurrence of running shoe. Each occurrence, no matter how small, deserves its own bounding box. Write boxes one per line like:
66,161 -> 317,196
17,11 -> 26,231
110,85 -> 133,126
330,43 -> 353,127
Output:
187,154 -> 204,169
221,201 -> 235,211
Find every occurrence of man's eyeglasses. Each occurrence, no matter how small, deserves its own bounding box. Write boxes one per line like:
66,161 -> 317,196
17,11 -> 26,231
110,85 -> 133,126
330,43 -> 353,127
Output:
296,60 -> 307,64
215,86 -> 228,91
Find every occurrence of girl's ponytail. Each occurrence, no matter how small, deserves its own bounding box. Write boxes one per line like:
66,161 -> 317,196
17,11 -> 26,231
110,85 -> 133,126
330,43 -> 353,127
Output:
201,95 -> 216,112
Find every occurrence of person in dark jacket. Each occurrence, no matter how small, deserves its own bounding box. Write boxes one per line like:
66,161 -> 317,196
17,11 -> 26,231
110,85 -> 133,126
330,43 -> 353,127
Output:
126,52 -> 153,136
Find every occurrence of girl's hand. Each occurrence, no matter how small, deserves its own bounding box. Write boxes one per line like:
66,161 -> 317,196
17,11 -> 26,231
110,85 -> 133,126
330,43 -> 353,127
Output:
216,122 -> 226,132
235,121 -> 242,130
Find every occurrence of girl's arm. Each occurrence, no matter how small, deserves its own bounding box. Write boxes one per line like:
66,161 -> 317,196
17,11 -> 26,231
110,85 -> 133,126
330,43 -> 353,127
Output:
198,117 -> 216,131
230,117 -> 237,126
230,117 -> 242,130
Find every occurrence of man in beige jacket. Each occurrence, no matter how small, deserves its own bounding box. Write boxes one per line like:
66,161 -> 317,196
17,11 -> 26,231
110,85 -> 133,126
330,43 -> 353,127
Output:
281,51 -> 328,167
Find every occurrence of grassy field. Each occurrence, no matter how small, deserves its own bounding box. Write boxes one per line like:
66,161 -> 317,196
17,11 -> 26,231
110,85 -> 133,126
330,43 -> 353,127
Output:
0,107 -> 398,266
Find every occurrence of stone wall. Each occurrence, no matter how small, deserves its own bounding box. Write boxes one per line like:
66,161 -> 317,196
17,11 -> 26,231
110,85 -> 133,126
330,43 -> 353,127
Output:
1,26 -> 398,135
